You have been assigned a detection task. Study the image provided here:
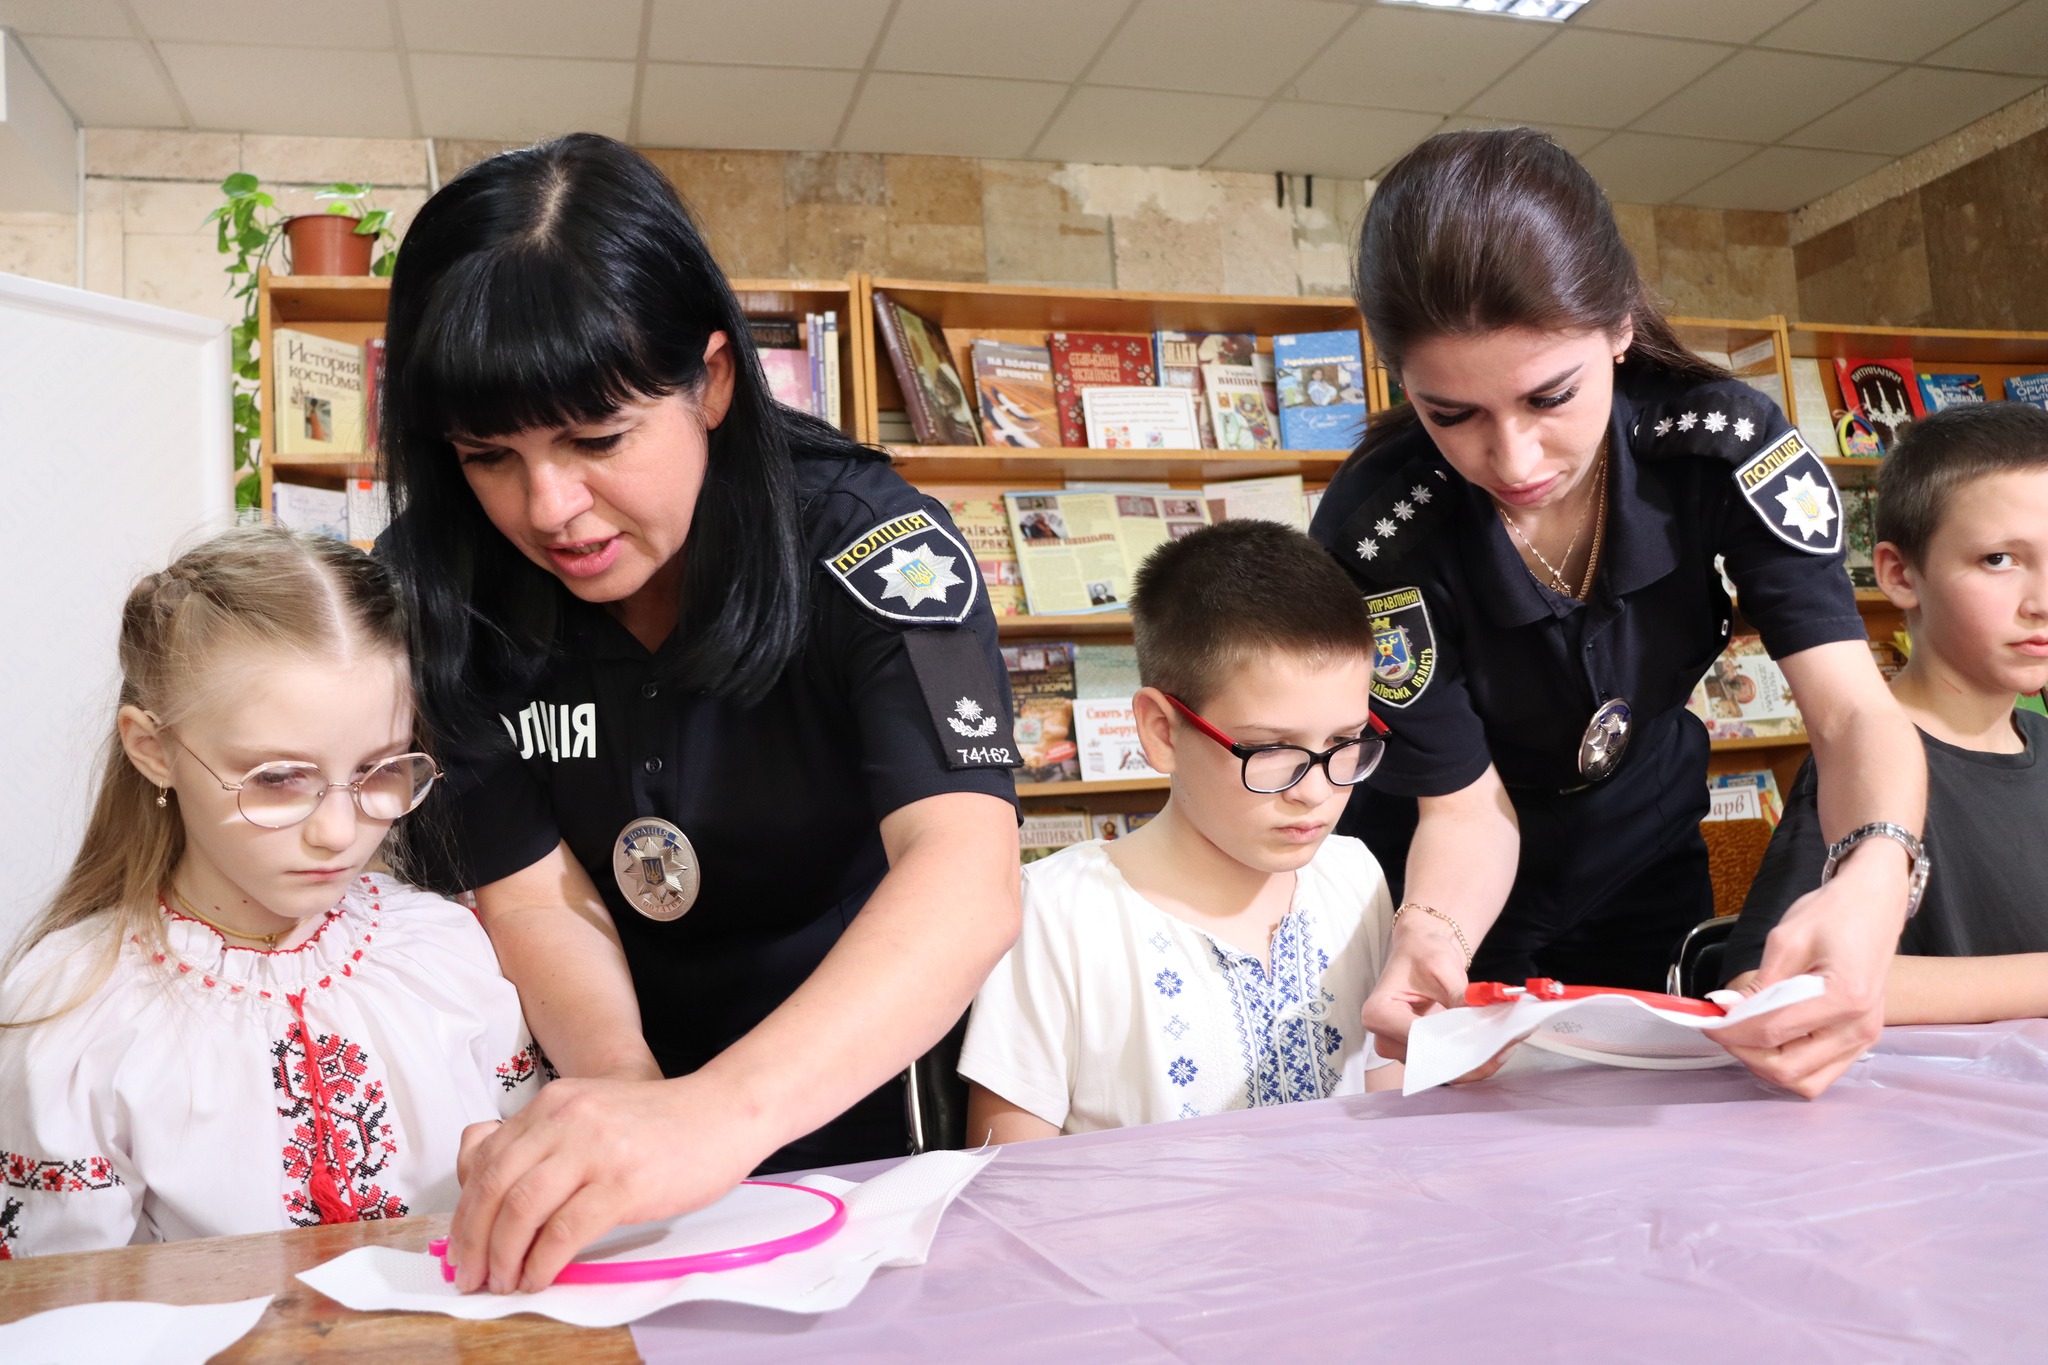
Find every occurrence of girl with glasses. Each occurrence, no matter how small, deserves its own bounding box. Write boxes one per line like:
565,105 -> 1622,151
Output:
0,528 -> 544,1257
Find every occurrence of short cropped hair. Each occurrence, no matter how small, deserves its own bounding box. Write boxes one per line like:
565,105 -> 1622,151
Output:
1129,520 -> 1374,709
1877,402 -> 2048,565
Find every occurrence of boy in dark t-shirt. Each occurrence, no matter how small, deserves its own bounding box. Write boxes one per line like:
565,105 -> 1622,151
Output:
1725,404 -> 2048,1022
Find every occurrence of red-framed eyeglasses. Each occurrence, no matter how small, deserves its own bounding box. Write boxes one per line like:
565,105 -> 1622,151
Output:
1162,694 -> 1389,795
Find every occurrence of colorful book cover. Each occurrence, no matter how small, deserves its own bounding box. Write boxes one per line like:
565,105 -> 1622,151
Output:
927,485 -> 1026,615
1202,361 -> 1279,450
1842,484 -> 1877,590
1917,372 -> 1985,411
1049,332 -> 1155,449
1003,641 -> 1079,783
759,347 -> 814,414
364,336 -> 386,454
1689,636 -> 1804,741
2004,372 -> 2048,411
271,481 -> 349,540
273,329 -> 365,456
1080,386 -> 1201,449
1153,331 -> 1255,448
1833,356 -> 1924,451
872,291 -> 980,446
1273,330 -> 1367,450
1019,810 -> 1090,864
970,340 -> 1058,448
747,316 -> 802,350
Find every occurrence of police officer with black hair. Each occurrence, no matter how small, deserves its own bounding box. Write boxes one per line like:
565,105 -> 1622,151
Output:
377,135 -> 1021,1294
1311,129 -> 1927,1100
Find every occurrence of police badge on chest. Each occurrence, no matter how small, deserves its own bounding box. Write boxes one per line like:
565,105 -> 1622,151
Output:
614,817 -> 700,921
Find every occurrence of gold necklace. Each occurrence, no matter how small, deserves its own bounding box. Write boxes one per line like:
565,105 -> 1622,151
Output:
1576,451 -> 1611,601
1500,441 -> 1608,596
169,889 -> 287,948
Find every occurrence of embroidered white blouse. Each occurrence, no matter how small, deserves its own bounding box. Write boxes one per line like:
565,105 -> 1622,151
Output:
0,875 -> 544,1258
960,836 -> 1396,1136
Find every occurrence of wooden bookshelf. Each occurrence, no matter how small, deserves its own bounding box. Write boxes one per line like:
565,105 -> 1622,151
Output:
1787,322 -> 2048,428
1017,776 -> 1169,799
255,271 -> 869,537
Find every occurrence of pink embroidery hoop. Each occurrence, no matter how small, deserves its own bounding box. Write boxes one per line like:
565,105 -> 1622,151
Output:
428,1181 -> 848,1286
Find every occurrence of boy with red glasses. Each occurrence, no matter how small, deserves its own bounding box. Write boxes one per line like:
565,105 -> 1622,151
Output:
961,521 -> 1405,1142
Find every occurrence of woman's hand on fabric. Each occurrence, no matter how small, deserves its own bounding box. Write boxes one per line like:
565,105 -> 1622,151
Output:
1714,841 -> 1907,1097
444,1073 -> 765,1294
1360,911 -> 1472,1062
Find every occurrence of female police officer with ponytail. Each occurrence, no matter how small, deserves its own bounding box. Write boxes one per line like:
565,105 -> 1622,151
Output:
378,135 -> 1020,1293
1310,129 -> 1928,1098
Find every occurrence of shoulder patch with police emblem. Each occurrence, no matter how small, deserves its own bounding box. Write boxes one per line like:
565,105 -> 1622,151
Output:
1733,428 -> 1843,555
900,629 -> 1019,771
822,508 -> 981,625
1365,586 -> 1436,709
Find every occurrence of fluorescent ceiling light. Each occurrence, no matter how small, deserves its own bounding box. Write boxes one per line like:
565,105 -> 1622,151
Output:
1378,0 -> 1587,20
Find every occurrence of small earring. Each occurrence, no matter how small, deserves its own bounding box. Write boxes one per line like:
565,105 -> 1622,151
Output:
1614,354 -> 1626,365
156,788 -> 168,808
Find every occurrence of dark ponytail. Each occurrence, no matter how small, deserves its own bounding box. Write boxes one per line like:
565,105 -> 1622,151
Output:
1352,127 -> 1725,459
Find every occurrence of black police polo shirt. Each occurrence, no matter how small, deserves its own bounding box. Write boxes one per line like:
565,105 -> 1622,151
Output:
418,446 -> 1019,1083
1310,372 -> 1867,797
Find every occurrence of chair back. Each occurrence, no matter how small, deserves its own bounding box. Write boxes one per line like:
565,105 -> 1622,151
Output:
906,1012 -> 972,1153
1667,915 -> 1738,998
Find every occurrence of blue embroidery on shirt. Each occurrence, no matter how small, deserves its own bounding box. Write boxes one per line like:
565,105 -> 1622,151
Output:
1153,969 -> 1184,998
1165,1014 -> 1189,1040
1208,908 -> 1344,1107
1167,1057 -> 1198,1087
1148,931 -> 1172,953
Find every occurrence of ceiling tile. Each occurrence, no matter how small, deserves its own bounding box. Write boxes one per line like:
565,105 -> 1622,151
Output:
647,0 -> 891,70
1032,86 -> 1265,167
20,36 -> 183,126
1086,0 -> 1356,98
1678,145 -> 1891,212
1288,6 -> 1550,113
1579,131 -> 1760,202
1573,0 -> 1809,44
1209,103 -> 1447,178
874,0 -> 1126,83
1633,49 -> 1897,144
1435,115 -> 1609,156
158,43 -> 412,137
0,1 -> 130,38
1465,29 -> 1733,128
1925,0 -> 2048,77
639,63 -> 857,150
1785,65 -> 2041,155
841,72 -> 1068,159
1756,0 -> 2016,62
129,0 -> 392,49
400,0 -> 645,60
410,52 -> 635,141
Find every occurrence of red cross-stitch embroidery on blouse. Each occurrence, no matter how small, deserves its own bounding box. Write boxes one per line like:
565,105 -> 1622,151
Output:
3,1150 -> 123,1192
0,1197 -> 20,1259
271,1005 -> 408,1227
494,1042 -> 555,1092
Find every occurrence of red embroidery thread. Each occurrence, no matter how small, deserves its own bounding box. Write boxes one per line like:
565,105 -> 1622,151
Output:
271,994 -> 408,1227
2,1151 -> 123,1192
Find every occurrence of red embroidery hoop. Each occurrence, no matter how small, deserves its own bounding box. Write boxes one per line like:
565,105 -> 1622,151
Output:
428,1181 -> 847,1286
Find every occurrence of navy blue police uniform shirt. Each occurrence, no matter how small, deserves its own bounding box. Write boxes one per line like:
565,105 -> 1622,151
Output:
1309,372 -> 1867,920
413,444 -> 1019,1170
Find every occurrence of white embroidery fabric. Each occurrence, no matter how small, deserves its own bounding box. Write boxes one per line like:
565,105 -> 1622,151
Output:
961,837 -> 1395,1135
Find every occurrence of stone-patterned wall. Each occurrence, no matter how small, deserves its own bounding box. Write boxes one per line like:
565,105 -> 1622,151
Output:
1794,122 -> 2048,331
1,128 -> 1800,329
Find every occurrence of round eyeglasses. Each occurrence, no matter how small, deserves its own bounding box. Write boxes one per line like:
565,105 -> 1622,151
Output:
169,737 -> 443,830
1163,694 -> 1388,795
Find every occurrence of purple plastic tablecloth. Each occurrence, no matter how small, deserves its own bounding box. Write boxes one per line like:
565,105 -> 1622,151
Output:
632,1022 -> 2048,1362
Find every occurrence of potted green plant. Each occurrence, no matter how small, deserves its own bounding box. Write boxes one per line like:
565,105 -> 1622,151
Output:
205,174 -> 399,507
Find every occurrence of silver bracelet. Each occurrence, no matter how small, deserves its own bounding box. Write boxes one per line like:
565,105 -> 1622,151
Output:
1821,821 -> 1929,919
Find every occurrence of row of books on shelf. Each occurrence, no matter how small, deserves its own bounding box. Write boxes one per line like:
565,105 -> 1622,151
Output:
940,474 -> 1320,617
1008,642 -> 1157,785
873,290 -> 1364,452
748,313 -> 843,429
273,329 -> 385,459
1791,356 -> 2048,460
272,478 -> 390,548
1684,632 -> 1908,743
1021,808 -> 1154,862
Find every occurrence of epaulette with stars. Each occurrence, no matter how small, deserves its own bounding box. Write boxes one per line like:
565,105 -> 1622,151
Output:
1631,378 -> 1844,557
1334,446 -> 1455,578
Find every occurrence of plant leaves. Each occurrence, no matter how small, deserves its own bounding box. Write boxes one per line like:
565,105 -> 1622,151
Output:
222,172 -> 260,196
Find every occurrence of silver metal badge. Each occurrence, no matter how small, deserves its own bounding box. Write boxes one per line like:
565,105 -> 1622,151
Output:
613,817 -> 700,922
1579,698 -> 1632,781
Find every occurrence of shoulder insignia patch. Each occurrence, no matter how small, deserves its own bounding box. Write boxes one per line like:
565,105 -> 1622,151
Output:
1734,428 -> 1843,555
1632,379 -> 1782,465
822,509 -> 981,625
1366,585 -> 1436,709
1338,450 -> 1453,577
